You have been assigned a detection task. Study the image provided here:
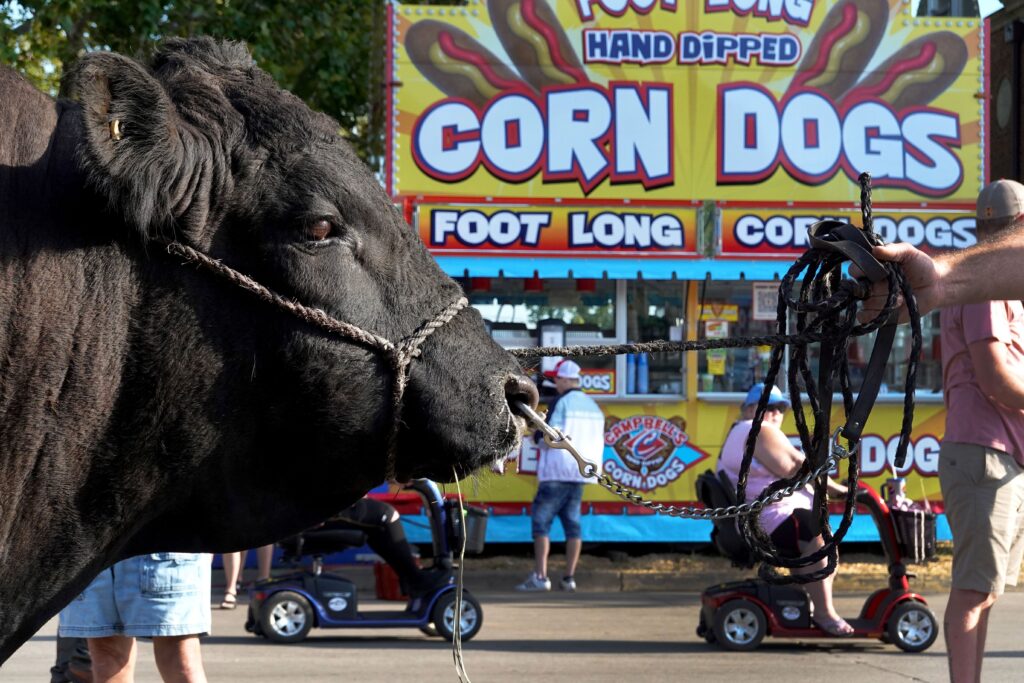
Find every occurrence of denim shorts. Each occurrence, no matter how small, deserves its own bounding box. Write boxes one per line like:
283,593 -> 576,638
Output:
59,553 -> 212,638
531,481 -> 585,539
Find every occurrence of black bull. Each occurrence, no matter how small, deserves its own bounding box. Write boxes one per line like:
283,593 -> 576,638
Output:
0,38 -> 538,661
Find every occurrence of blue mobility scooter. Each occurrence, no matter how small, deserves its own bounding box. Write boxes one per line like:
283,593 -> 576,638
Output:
244,479 -> 484,643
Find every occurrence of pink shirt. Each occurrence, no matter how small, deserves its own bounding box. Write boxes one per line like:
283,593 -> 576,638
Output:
941,301 -> 1024,465
716,420 -> 813,534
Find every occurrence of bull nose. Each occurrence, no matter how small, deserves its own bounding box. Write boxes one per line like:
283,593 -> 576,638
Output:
505,373 -> 539,414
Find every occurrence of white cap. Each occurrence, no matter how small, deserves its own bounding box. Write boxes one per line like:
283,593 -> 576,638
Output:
554,360 -> 581,379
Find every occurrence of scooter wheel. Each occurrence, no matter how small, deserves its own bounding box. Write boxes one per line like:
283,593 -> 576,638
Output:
259,591 -> 315,644
419,623 -> 440,638
887,601 -> 938,653
712,599 -> 766,651
431,590 -> 483,642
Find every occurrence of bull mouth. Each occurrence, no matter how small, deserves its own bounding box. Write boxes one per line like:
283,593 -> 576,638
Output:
394,391 -> 528,483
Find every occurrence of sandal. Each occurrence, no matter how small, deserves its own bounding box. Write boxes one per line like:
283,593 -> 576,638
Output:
220,591 -> 238,610
813,616 -> 854,637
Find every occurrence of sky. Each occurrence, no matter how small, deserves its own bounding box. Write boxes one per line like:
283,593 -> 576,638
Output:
980,0 -> 1004,18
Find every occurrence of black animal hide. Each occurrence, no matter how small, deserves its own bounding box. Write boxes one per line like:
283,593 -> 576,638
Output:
0,38 -> 531,662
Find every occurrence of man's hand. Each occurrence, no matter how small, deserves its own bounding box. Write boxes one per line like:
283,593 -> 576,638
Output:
857,243 -> 945,323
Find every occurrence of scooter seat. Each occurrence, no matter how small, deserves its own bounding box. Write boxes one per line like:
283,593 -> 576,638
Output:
279,528 -> 368,559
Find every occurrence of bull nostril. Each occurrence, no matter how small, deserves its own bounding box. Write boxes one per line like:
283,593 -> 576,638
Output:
505,373 -> 539,414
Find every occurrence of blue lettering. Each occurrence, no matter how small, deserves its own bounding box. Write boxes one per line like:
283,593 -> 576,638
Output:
586,30 -> 609,60
631,32 -> 651,61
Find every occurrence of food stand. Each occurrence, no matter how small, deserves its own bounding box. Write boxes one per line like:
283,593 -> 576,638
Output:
386,0 -> 985,543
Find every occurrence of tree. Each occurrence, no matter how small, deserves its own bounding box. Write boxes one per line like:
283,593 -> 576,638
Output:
1,0 -> 455,166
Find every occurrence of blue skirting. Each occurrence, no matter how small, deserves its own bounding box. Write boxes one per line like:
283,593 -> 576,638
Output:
401,512 -> 952,544
435,256 -> 793,281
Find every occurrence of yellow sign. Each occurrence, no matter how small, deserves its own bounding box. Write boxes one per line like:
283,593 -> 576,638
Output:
418,204 -> 699,256
707,348 -> 727,376
482,399 -> 947,508
390,0 -> 982,207
720,208 -> 977,257
700,304 -> 739,322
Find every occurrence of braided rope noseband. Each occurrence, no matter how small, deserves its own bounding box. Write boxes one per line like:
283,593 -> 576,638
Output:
162,241 -> 468,480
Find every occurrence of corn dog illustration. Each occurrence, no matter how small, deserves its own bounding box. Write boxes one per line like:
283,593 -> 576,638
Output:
788,0 -> 888,101
487,0 -> 589,91
841,32 -> 968,110
406,21 -> 529,107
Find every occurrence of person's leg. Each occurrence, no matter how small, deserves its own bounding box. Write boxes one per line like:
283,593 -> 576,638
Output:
558,483 -> 585,579
255,544 -> 274,582
220,551 -> 245,608
516,483 -> 555,590
944,588 -> 996,683
533,535 -> 551,578
51,636 -> 91,683
794,534 -> 843,623
87,636 -> 136,683
530,483 -> 559,579
938,444 -> 1022,682
564,538 -> 582,577
152,635 -> 208,683
358,499 -> 421,581
59,564 -> 121,679
118,553 -> 212,681
771,511 -> 849,632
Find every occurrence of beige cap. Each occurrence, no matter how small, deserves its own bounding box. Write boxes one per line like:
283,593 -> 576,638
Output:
977,179 -> 1024,223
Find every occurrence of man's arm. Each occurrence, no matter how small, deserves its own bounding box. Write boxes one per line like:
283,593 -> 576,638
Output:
862,231 -> 1024,321
968,338 -> 1024,410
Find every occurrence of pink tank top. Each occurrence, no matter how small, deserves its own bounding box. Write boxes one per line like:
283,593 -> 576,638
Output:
716,420 -> 813,534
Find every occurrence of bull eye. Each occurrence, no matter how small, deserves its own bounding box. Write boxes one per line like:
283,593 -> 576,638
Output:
305,219 -> 332,241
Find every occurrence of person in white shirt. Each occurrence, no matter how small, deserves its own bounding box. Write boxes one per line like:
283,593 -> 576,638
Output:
515,360 -> 604,593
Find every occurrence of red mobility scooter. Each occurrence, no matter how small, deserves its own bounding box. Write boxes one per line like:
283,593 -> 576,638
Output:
695,472 -> 939,652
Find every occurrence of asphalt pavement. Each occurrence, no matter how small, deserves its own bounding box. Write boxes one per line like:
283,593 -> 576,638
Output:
5,589 -> 1024,682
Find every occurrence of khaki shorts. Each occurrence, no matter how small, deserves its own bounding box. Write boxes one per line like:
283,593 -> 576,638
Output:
939,442 -> 1024,594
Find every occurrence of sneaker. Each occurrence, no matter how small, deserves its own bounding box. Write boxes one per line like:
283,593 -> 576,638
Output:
514,572 -> 551,592
559,576 -> 577,592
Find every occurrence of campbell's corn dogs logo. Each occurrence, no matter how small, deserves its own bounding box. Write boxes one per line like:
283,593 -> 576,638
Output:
718,0 -> 968,197
602,415 -> 710,492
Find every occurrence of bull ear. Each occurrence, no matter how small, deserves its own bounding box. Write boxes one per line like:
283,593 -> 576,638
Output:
63,52 -> 189,240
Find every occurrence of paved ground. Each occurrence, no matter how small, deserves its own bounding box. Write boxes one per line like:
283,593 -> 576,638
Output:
7,590 -> 1024,682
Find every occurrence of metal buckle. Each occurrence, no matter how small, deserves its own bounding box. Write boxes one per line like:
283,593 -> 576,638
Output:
830,426 -> 860,460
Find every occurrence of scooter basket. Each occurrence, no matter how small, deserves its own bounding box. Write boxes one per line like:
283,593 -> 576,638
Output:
891,508 -> 937,563
443,500 -> 488,555
464,506 -> 489,555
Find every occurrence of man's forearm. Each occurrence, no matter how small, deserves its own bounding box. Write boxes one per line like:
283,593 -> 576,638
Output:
936,232 -> 1024,306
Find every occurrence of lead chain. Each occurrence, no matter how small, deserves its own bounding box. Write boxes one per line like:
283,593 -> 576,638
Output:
512,401 -> 855,520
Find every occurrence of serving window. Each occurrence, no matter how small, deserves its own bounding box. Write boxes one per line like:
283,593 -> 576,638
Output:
465,277 -> 688,398
809,310 -> 943,398
696,280 -> 782,393
466,277 -> 618,394
464,275 -> 942,402
695,280 -> 943,401
625,281 -> 687,396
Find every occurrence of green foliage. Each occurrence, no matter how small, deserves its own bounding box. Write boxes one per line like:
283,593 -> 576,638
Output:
1,0 -> 458,166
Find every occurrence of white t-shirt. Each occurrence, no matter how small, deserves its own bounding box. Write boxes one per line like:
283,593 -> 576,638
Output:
538,389 -> 605,483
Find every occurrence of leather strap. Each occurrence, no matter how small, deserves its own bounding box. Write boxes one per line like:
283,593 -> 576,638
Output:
806,220 -> 896,445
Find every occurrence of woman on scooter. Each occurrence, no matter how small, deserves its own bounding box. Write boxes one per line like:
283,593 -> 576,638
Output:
717,383 -> 853,636
327,497 -> 451,597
